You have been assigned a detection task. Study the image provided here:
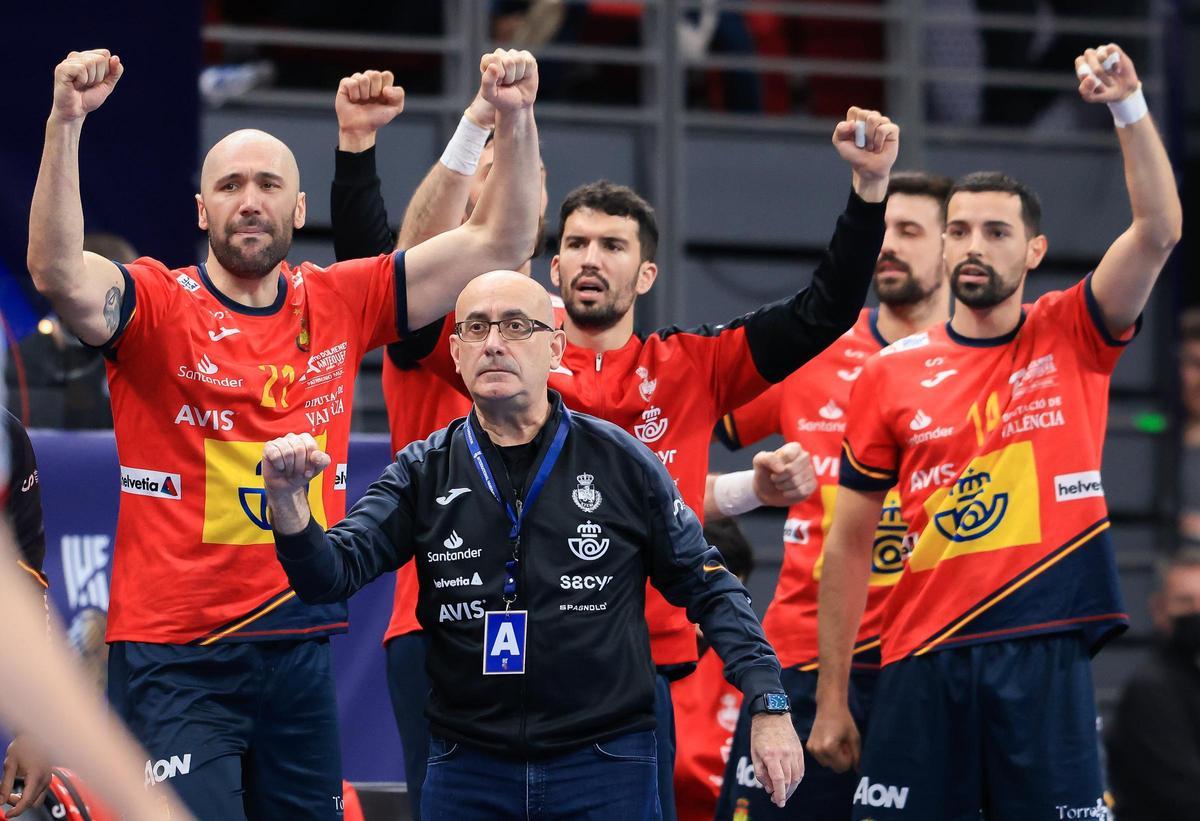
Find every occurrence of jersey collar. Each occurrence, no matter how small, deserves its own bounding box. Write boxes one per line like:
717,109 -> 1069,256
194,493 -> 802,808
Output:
197,263 -> 288,316
944,310 -> 1026,348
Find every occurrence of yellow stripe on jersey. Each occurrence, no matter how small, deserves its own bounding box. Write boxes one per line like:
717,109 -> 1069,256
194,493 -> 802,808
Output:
841,441 -> 894,481
798,638 -> 882,672
16,560 -> 49,589
201,434 -> 329,546
197,590 -> 298,646
913,519 -> 1110,657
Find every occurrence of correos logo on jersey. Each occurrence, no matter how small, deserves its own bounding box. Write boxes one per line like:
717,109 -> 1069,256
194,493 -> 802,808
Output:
201,435 -> 328,545
120,467 -> 182,500
813,489 -> 910,587
909,440 -> 1042,572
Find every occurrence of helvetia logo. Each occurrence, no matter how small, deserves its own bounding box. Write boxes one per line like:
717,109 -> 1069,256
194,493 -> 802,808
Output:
120,467 -> 182,500
1054,471 -> 1104,502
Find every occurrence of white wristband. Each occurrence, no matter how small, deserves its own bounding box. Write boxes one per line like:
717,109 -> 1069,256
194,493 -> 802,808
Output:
1108,84 -> 1148,128
714,470 -> 762,517
439,114 -> 491,176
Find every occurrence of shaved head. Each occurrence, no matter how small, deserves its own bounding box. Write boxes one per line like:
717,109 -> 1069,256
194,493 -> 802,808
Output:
450,270 -> 564,409
200,129 -> 300,193
196,129 -> 305,280
456,270 -> 555,325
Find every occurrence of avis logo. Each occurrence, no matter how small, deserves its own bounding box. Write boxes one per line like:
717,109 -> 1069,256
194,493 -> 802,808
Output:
853,776 -> 909,809
933,468 -> 1008,542
568,521 -> 610,561
145,754 -> 191,787
634,406 -> 669,444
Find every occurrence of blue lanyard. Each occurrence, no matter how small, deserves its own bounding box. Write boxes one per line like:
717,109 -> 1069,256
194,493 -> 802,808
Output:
462,406 -> 570,607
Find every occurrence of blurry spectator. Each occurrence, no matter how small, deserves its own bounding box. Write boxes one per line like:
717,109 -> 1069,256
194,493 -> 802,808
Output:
672,516 -> 755,821
1179,309 -> 1200,539
4,233 -> 133,429
1107,548 -> 1200,820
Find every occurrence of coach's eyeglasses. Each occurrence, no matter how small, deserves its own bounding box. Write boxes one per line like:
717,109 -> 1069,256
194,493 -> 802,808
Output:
454,316 -> 555,343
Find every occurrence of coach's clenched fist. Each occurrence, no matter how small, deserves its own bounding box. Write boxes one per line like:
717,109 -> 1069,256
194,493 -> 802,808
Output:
51,49 -> 123,122
479,48 -> 538,113
262,433 -> 330,535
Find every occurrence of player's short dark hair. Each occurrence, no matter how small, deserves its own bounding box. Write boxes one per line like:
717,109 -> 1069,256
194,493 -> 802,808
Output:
887,172 -> 954,225
558,181 -> 658,263
703,517 -> 754,581
948,171 -> 1042,237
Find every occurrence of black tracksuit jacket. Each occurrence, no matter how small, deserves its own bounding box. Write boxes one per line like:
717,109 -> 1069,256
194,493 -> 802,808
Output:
275,392 -> 783,758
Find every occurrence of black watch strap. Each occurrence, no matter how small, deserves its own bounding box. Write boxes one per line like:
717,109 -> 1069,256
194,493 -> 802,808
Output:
749,691 -> 791,715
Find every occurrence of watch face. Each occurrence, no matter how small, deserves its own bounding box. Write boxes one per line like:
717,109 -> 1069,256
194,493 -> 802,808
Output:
765,692 -> 790,712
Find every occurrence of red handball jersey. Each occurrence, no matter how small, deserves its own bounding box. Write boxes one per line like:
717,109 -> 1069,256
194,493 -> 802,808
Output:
840,277 -> 1133,666
722,309 -> 907,669
380,297 -> 564,644
671,648 -> 743,821
102,253 -> 405,645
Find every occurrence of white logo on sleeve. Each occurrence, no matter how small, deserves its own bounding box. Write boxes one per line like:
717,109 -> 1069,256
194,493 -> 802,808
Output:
1054,471 -> 1104,502
333,464 -> 347,491
436,488 -> 472,506
176,273 -> 201,292
120,467 -> 181,500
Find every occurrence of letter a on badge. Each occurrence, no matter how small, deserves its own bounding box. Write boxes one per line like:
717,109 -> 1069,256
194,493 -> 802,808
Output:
483,610 -> 527,675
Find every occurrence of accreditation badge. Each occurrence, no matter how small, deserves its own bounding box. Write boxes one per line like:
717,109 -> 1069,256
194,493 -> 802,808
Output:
483,610 -> 527,675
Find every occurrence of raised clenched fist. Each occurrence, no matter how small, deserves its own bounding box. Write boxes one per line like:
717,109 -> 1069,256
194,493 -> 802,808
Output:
479,49 -> 538,114
1074,43 -> 1140,104
832,106 -> 900,188
335,70 -> 405,138
52,49 -> 123,122
262,433 -> 331,494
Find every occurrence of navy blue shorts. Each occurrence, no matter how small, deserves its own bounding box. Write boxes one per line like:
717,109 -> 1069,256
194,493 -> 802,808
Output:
108,639 -> 343,821
853,633 -> 1106,820
714,665 -> 878,819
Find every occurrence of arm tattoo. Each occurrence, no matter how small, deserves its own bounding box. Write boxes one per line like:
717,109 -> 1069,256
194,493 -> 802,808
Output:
103,286 -> 121,334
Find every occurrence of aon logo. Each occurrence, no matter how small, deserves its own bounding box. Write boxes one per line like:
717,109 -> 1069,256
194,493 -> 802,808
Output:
145,754 -> 192,786
853,776 -> 909,809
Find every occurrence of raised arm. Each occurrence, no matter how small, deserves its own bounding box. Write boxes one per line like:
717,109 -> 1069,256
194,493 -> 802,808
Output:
330,70 -> 405,260
807,485 -> 886,773
398,89 -> 496,250
402,50 -> 541,330
27,49 -> 127,346
1077,44 -> 1182,335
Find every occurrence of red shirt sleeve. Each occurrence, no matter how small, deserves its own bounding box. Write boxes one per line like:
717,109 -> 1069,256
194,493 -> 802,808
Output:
1038,275 -> 1139,375
315,250 -> 407,352
839,357 -> 899,491
718,381 -> 783,450
105,258 -> 182,361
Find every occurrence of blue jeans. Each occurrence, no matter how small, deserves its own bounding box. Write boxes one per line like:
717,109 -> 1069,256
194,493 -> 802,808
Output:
422,730 -> 662,820
653,672 -> 678,821
385,632 -> 431,820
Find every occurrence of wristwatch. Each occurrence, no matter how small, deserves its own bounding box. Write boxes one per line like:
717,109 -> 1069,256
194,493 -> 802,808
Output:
748,691 -> 791,715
